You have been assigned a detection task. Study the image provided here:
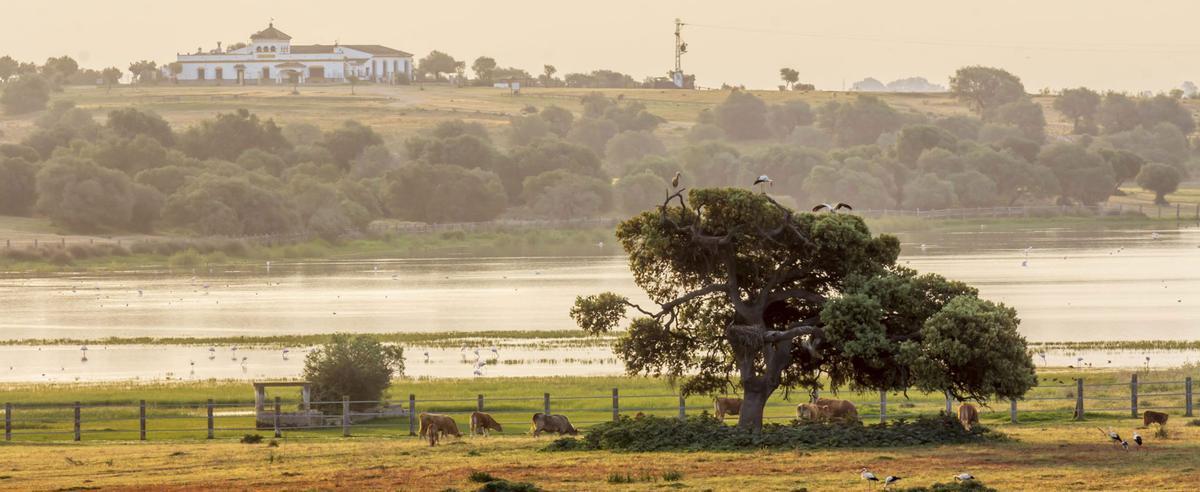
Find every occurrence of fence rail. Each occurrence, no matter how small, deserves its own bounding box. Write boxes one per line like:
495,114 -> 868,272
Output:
2,375 -> 1193,442
855,203 -> 1200,220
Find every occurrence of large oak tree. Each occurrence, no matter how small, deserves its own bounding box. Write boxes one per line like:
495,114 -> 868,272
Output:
572,188 -> 1036,431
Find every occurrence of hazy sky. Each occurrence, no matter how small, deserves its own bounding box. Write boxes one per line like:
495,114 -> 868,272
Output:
2,1 -> 1197,92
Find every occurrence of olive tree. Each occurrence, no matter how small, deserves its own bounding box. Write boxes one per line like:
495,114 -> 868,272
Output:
1136,163 -> 1181,206
571,188 -> 1036,431
303,333 -> 404,410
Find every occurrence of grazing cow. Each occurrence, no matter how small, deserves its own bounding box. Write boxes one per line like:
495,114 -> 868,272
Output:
1143,410 -> 1169,427
470,411 -> 503,436
418,413 -> 463,440
814,398 -> 859,423
958,404 -> 980,431
531,413 -> 578,436
427,421 -> 442,447
714,397 -> 742,421
796,403 -> 823,422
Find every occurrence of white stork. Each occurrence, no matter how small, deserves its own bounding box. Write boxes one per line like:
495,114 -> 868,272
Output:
954,473 -> 975,482
812,202 -> 853,213
883,476 -> 901,489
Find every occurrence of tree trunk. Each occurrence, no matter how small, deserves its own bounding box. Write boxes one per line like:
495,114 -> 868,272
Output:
1155,192 -> 1168,206
737,386 -> 774,431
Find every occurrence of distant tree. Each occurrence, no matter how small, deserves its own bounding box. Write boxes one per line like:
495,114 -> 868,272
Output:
178,109 -> 289,160
933,115 -> 983,140
540,105 -> 574,137
902,173 -> 957,209
508,114 -> 551,146
106,107 -> 175,146
896,125 -> 958,166
0,156 -> 38,215
1097,148 -> 1144,194
686,123 -> 725,143
384,163 -> 507,222
430,119 -> 491,142
127,60 -> 159,84
614,171 -> 667,215
992,99 -> 1046,142
801,164 -> 894,209
748,145 -> 828,193
418,51 -> 463,81
949,66 -> 1025,116
303,334 -> 404,410
1136,95 -> 1196,134
0,143 -> 41,162
100,67 -> 123,92
82,134 -> 170,176
605,130 -> 666,172
580,92 -> 615,118
163,174 -> 299,235
779,67 -> 799,90
1182,81 -> 1199,98
522,170 -> 612,218
1037,143 -> 1114,205
0,55 -> 18,82
511,138 -> 606,187
1054,87 -> 1101,134
816,95 -> 902,147
602,101 -> 665,132
765,101 -> 814,139
128,183 -> 164,232
348,145 -> 397,179
1102,123 -> 1190,167
1,74 -> 51,114
35,156 -> 135,231
624,154 -> 681,182
566,117 -> 619,156
320,120 -> 383,169
283,123 -> 324,146
236,148 -> 289,176
680,141 -> 742,187
962,147 -> 1055,205
40,56 -> 79,88
1135,163 -> 1181,205
541,64 -> 558,87
714,90 -> 770,140
948,170 -> 1000,208
471,56 -> 497,84
134,165 -> 197,196
1097,93 -> 1140,134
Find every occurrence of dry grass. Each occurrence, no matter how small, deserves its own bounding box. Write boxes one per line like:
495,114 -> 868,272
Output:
0,421 -> 1195,490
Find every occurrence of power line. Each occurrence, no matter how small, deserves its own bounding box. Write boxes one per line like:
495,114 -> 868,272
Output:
685,22 -> 1200,56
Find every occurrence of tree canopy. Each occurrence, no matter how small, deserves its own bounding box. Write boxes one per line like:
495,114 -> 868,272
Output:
570,188 -> 1036,431
302,334 -> 404,410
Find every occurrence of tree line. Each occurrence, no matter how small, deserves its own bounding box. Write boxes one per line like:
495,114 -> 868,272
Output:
415,51 -> 690,88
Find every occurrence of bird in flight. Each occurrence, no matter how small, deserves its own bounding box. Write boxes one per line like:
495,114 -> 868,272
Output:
812,202 -> 853,213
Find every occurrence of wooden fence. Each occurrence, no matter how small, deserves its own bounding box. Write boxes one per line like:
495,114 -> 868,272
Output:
855,203 -> 1200,220
2,375 -> 1194,442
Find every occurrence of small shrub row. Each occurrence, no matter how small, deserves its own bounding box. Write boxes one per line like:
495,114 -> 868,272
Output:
544,413 -> 999,452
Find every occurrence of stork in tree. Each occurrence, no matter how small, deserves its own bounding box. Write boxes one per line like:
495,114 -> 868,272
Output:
570,188 -> 1037,431
813,202 -> 853,213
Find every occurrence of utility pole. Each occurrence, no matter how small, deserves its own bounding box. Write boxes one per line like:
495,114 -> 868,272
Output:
672,18 -> 687,88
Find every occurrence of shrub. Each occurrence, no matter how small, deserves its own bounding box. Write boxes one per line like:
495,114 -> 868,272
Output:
48,250 -> 73,266
67,245 -> 93,260
469,471 -> 499,483
661,470 -> 683,482
894,481 -> 998,492
240,434 -> 263,444
219,239 -> 249,257
302,334 -> 404,410
168,249 -> 203,269
545,414 -> 997,452
477,479 -> 541,492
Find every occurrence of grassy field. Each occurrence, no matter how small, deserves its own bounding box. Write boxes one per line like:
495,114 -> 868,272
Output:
0,371 -> 1197,490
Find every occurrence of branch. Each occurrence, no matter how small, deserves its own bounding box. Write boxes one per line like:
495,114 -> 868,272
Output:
767,288 -> 826,306
763,323 -> 821,343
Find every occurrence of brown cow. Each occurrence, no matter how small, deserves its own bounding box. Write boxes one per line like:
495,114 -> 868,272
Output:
796,403 -> 823,422
470,411 -> 503,436
714,397 -> 742,421
531,413 -> 578,437
1143,410 -> 1169,427
427,421 -> 442,447
814,398 -> 859,423
418,413 -> 462,440
958,404 -> 980,431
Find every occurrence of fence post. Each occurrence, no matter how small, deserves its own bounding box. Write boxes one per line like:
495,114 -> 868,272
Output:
1074,378 -> 1085,420
609,386 -> 619,420
342,396 -> 350,437
206,399 -> 214,439
879,390 -> 887,424
408,394 -> 416,436
1185,379 -> 1195,417
4,403 -> 10,441
139,400 -> 147,440
273,396 -> 281,438
74,402 -> 81,441
1130,373 -> 1138,419
477,394 -> 484,413
1177,204 -> 1181,220
543,393 -> 551,415
678,395 -> 686,421
1009,399 -> 1017,424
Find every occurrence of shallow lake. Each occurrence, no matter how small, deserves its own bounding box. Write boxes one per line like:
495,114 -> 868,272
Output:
0,222 -> 1197,381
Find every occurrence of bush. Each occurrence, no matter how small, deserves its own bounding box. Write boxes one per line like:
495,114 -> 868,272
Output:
477,479 -> 541,492
895,481 -> 998,492
168,249 -> 203,269
469,471 -> 499,483
48,250 -> 73,266
240,434 -> 263,444
544,414 -> 997,452
302,334 -> 404,410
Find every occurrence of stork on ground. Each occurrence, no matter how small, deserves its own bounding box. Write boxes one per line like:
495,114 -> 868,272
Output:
883,476 -> 901,489
954,473 -> 975,482
860,468 -> 879,490
753,175 -> 773,192
1133,431 -> 1143,452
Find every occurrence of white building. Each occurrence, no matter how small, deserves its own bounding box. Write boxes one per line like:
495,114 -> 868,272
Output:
171,24 -> 413,84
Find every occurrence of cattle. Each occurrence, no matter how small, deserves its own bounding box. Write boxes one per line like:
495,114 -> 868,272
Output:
714,397 -> 742,421
1143,410 -> 1169,427
814,398 -> 859,423
958,404 -> 980,431
470,411 -> 503,436
418,413 -> 462,440
531,413 -> 578,437
427,421 -> 442,447
796,403 -> 823,422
